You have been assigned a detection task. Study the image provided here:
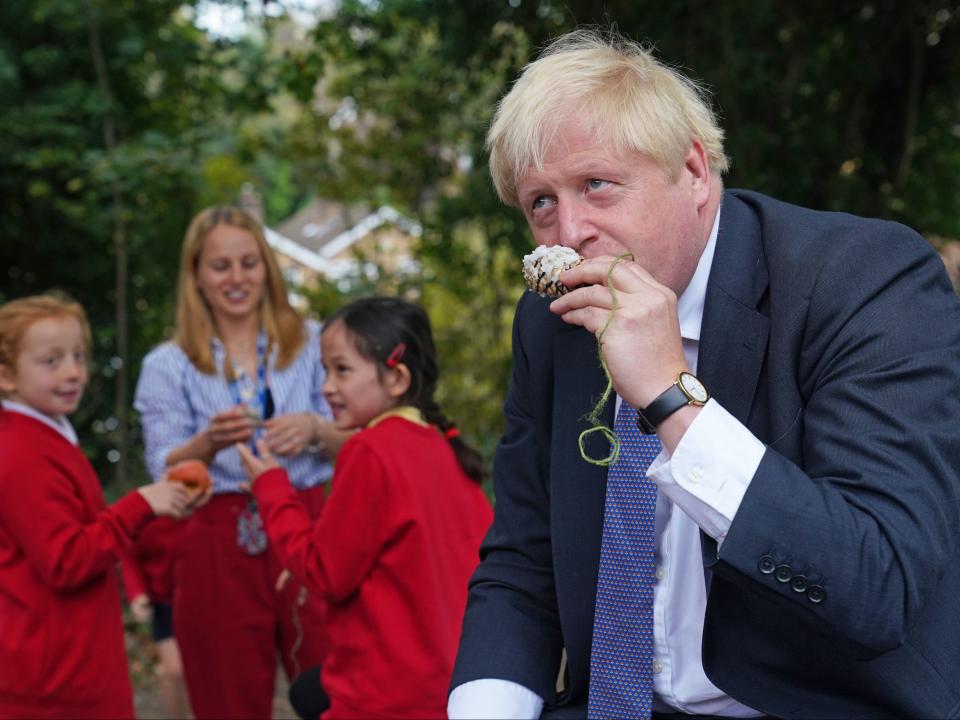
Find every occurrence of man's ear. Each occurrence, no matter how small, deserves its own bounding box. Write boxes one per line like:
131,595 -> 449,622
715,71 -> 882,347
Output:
683,139 -> 712,210
385,364 -> 412,399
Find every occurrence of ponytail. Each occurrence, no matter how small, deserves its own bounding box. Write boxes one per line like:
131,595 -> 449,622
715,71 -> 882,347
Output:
420,400 -> 485,485
325,295 -> 487,484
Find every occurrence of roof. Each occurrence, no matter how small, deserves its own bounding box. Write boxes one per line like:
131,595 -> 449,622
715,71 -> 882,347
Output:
265,198 -> 422,277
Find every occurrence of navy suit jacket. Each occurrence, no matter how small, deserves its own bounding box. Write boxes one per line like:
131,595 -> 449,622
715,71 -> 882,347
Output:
452,190 -> 960,718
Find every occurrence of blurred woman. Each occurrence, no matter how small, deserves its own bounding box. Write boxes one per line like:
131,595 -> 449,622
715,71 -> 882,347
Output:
134,206 -> 349,719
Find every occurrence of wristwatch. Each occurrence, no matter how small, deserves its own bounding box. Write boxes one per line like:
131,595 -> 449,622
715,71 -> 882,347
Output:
635,371 -> 709,434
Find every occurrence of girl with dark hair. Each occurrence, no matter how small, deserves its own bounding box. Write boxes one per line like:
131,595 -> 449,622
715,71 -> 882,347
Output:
237,296 -> 492,719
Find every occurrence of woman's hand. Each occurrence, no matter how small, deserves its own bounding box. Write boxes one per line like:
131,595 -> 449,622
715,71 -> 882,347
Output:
236,439 -> 280,484
262,412 -> 317,456
205,406 -> 256,452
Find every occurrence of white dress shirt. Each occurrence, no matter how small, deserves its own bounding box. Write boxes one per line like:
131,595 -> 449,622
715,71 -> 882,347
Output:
449,208 -> 766,718
1,400 -> 79,445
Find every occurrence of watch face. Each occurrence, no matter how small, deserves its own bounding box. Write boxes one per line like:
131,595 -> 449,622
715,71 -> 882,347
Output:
679,372 -> 709,403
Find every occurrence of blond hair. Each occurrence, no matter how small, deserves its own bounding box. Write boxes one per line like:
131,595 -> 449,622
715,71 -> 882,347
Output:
487,28 -> 729,206
0,293 -> 92,392
174,206 -> 305,374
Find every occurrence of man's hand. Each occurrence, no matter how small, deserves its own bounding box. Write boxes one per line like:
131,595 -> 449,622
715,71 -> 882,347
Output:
550,255 -> 689,409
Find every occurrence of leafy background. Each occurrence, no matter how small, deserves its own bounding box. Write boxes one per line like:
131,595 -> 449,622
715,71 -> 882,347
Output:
2,0 -> 959,500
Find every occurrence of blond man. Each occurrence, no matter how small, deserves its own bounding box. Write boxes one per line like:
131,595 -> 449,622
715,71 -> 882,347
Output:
449,29 -> 960,719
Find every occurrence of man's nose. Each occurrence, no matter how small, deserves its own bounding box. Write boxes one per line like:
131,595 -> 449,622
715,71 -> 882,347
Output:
556,200 -> 592,250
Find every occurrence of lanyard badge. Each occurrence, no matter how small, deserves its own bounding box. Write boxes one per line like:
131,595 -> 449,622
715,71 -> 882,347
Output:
226,343 -> 276,556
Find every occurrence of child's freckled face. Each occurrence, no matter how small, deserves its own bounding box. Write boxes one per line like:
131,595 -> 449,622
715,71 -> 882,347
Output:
0,316 -> 88,420
320,320 -> 397,430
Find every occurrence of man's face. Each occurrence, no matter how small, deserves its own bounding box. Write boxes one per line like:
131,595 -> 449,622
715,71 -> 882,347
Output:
515,118 -> 709,297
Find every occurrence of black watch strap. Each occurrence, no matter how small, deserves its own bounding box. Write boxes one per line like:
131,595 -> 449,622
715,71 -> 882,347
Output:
636,384 -> 692,435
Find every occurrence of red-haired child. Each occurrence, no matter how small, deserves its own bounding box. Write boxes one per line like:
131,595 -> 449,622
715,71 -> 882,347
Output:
0,294 -> 205,719
238,296 -> 492,719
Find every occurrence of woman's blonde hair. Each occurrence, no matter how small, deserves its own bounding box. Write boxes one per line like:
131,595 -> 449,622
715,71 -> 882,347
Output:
174,205 -> 305,374
0,293 -> 92,383
487,28 -> 729,206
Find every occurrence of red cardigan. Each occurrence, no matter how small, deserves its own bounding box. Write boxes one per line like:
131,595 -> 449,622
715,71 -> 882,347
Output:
120,516 -> 185,605
0,410 -> 155,719
253,416 -> 493,719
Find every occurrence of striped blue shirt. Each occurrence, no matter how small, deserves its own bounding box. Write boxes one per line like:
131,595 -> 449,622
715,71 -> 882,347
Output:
134,320 -> 334,493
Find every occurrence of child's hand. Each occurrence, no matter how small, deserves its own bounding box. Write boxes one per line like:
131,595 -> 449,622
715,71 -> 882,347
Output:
262,412 -> 316,456
138,482 -> 192,519
130,594 -> 153,624
185,483 -> 215,513
236,439 -> 279,483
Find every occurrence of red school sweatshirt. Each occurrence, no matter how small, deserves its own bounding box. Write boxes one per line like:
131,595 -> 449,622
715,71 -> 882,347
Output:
120,516 -> 185,605
253,416 -> 493,719
0,409 -> 155,719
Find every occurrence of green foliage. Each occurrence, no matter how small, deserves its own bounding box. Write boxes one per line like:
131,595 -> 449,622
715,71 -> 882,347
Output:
0,0 -> 278,490
3,0 -> 960,496
273,0 -> 960,484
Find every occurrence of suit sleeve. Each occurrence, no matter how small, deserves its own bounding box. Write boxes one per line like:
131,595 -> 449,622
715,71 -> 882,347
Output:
713,225 -> 960,654
451,294 -> 564,704
0,455 -> 155,592
253,439 -> 397,603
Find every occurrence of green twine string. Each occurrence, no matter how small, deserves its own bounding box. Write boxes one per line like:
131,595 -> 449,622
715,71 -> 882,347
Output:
577,253 -> 634,466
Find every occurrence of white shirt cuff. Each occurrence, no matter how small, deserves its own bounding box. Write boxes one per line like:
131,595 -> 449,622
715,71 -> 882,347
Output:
648,399 -> 765,543
448,678 -> 544,719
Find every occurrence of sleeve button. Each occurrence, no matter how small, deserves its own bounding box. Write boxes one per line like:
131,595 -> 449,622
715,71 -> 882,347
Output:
774,565 -> 792,583
807,585 -> 826,604
758,555 -> 776,574
790,575 -> 808,593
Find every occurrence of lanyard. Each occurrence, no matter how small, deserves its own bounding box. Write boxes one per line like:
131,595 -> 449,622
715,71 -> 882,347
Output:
225,341 -> 275,440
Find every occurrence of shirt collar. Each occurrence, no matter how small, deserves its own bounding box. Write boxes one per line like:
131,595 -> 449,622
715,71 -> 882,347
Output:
675,203 -> 721,342
1,400 -> 79,445
367,405 -> 429,429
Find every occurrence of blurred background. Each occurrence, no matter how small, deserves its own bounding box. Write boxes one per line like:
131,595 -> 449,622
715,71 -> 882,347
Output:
2,0 -> 960,502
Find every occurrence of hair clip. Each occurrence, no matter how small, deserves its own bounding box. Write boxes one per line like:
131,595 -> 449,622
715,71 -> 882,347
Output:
385,342 -> 407,368
444,426 -> 460,439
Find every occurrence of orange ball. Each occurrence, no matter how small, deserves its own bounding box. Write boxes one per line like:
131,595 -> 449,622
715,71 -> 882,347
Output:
166,459 -> 212,492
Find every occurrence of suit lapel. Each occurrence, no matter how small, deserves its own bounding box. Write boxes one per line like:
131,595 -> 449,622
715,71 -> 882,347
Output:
698,192 -> 770,426
550,323 -> 610,694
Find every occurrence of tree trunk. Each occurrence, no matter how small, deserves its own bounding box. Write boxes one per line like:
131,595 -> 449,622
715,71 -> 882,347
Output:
88,4 -> 129,487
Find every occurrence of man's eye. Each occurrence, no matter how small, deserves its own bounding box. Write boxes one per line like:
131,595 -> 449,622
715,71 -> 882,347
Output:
531,195 -> 555,211
586,178 -> 610,191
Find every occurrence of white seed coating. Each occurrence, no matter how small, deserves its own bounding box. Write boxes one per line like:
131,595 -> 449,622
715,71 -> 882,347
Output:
522,245 -> 583,297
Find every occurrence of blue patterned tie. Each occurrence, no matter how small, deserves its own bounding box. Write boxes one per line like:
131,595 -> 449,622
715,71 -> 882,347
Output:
588,402 -> 662,718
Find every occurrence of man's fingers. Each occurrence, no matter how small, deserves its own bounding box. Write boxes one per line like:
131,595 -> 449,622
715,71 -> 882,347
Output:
555,306 -> 611,335
558,255 -> 653,293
